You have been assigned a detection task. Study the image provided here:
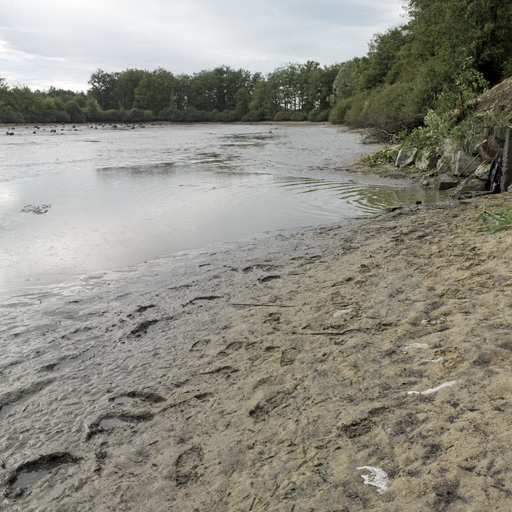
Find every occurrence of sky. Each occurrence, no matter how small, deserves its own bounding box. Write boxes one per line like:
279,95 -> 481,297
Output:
0,0 -> 406,92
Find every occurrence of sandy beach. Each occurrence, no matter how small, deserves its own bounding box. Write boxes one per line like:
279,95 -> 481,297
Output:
2,176 -> 512,510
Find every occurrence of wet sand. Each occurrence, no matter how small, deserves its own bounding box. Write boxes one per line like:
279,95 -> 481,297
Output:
2,182 -> 512,510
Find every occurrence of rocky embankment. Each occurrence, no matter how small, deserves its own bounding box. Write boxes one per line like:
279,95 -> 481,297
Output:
376,77 -> 512,197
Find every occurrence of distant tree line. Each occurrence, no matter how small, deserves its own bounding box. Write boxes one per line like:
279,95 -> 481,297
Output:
1,0 -> 511,132
0,62 -> 339,125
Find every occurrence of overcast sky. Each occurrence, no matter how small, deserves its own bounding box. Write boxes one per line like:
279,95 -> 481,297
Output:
0,0 -> 406,92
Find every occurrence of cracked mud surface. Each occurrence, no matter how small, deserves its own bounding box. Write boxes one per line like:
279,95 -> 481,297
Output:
2,194 -> 512,510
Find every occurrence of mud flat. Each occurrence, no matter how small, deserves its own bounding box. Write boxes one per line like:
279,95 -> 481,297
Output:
2,190 -> 512,511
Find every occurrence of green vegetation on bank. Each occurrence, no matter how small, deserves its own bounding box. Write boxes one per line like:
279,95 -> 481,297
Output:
0,63 -> 339,125
478,207 -> 512,232
1,1 -> 512,132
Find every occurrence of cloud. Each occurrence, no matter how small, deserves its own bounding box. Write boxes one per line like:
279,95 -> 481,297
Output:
0,0 -> 405,91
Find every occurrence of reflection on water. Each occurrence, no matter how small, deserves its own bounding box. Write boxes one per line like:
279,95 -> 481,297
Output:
0,124 -> 446,298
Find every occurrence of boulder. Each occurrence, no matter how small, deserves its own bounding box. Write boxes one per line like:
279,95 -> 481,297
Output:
416,152 -> 439,171
453,177 -> 487,194
395,147 -> 418,168
437,138 -> 456,157
451,151 -> 481,177
436,156 -> 451,174
474,162 -> 491,181
437,174 -> 459,191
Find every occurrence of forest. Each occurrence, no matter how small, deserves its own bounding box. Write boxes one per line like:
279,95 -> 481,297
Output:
1,0 -> 511,133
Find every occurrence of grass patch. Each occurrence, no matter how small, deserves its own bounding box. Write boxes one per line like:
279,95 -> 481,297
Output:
477,207 -> 512,232
359,146 -> 396,168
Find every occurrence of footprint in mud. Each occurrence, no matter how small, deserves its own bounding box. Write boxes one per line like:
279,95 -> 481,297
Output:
258,275 -> 281,284
280,348 -> 298,367
217,341 -> 244,356
338,407 -> 388,439
264,312 -> 281,324
175,446 -> 204,486
44,347 -> 97,372
86,412 -> 154,440
130,319 -> 164,336
249,387 -> 295,421
160,392 -> 214,415
200,366 -> 239,378
190,339 -> 211,352
242,264 -> 281,273
0,380 -> 54,420
6,453 -> 80,495
109,391 -> 167,405
134,304 -> 156,314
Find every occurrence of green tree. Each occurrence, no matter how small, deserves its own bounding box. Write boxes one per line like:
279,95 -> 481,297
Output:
135,68 -> 176,115
88,69 -> 119,110
65,100 -> 86,123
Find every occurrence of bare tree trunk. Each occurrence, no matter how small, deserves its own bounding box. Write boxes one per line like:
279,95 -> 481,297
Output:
501,127 -> 512,192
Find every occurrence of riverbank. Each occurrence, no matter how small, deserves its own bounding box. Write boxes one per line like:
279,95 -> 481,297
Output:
2,177 -> 512,510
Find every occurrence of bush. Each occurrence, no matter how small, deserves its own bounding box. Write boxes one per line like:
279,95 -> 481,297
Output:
55,110 -> 71,123
329,97 -> 353,124
290,111 -> 307,121
0,104 -> 24,123
308,109 -> 329,122
159,107 -> 184,122
216,110 -> 239,122
273,111 -> 292,121
181,107 -> 210,122
102,109 -> 121,122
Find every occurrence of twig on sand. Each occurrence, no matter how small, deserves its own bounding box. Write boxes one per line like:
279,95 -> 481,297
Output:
231,303 -> 298,308
296,328 -> 363,336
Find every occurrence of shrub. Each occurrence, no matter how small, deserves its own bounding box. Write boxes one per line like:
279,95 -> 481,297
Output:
273,111 -> 292,121
290,111 -> 307,121
308,109 -> 329,122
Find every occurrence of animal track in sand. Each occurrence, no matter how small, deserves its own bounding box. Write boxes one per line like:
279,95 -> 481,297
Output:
110,391 -> 167,405
217,341 -> 244,356
45,347 -> 97,372
249,387 -> 296,421
86,412 -> 155,440
129,319 -> 164,336
190,339 -> 211,352
175,445 -> 204,486
280,348 -> 298,366
338,407 -> 389,439
258,275 -> 281,283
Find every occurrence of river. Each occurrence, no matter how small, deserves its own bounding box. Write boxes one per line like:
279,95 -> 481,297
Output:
0,122 -> 444,299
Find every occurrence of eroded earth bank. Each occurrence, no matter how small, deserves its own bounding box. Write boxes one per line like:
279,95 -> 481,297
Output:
2,193 -> 512,511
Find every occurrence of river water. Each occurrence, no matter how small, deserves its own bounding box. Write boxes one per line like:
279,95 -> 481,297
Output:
0,123 -> 444,299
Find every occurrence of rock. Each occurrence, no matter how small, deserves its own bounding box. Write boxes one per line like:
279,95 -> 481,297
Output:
474,163 -> 491,181
451,151 -> 481,177
421,180 -> 430,187
437,138 -> 456,157
437,156 -> 451,174
437,174 -> 459,191
453,177 -> 487,194
416,152 -> 439,171
395,147 -> 418,168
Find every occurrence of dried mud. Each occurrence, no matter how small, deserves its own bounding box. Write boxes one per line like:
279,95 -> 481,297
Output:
2,190 -> 512,511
